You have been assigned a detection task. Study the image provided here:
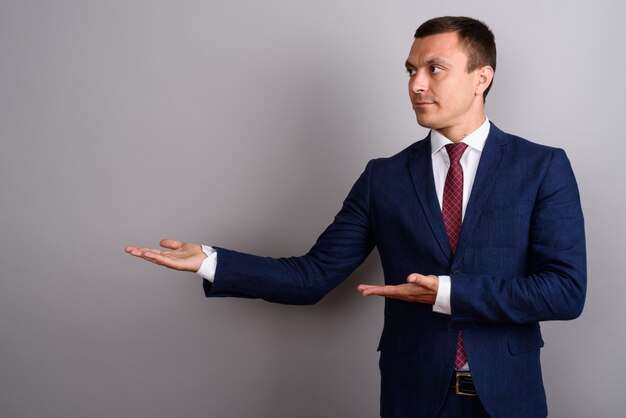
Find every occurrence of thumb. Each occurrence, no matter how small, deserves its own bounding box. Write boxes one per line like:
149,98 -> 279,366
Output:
407,273 -> 421,283
160,238 -> 183,250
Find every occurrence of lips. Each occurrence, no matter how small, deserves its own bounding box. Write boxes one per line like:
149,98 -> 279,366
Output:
413,101 -> 435,108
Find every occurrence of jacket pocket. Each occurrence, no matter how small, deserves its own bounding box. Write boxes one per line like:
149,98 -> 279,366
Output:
507,325 -> 544,355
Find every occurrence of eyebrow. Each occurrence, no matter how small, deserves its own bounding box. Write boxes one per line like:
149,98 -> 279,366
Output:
405,57 -> 452,69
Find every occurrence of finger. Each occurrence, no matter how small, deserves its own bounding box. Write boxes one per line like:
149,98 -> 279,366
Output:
126,245 -> 152,253
131,249 -> 160,259
360,285 -> 393,297
160,239 -> 183,250
357,284 -> 384,295
135,250 -> 179,268
126,247 -> 146,257
126,247 -> 163,257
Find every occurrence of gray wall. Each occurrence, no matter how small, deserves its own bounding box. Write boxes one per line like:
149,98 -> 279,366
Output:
1,1 -> 624,417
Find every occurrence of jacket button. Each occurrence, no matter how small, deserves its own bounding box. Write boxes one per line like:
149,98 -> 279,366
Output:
446,321 -> 454,332
452,270 -> 461,275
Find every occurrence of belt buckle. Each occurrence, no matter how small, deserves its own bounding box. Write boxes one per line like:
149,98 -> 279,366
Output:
455,371 -> 478,397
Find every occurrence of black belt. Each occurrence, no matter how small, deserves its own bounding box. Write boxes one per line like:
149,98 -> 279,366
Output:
449,371 -> 478,396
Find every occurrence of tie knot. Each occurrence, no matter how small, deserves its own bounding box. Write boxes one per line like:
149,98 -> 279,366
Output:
445,143 -> 468,164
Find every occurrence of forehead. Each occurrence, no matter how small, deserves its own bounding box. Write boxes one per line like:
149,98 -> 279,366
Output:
406,32 -> 468,66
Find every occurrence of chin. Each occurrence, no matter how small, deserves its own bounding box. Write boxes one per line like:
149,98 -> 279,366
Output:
415,114 -> 438,130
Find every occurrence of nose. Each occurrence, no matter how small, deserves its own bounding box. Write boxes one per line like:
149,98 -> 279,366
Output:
409,70 -> 427,94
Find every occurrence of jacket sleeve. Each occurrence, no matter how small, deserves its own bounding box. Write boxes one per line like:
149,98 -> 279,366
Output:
202,161 -> 376,305
450,149 -> 586,324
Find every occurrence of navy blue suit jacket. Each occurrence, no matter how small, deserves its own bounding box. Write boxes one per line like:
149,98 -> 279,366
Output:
204,123 -> 586,418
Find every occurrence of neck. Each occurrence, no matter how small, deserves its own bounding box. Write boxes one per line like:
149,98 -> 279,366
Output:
437,113 -> 486,143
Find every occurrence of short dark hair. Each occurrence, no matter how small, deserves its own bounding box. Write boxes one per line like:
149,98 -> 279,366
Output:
414,16 -> 496,100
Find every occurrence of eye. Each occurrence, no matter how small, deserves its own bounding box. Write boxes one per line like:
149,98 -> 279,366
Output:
430,65 -> 443,74
406,67 -> 416,77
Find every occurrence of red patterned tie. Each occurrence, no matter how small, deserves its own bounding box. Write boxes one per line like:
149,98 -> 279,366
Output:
442,142 -> 468,370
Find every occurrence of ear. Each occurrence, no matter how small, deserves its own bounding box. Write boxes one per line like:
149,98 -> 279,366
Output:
475,65 -> 494,97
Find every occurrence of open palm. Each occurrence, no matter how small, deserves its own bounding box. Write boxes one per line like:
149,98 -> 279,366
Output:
125,239 -> 206,272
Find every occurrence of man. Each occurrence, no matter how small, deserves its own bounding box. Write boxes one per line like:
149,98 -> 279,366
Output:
126,16 -> 586,418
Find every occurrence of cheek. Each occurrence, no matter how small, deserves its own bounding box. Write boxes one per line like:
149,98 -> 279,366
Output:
445,81 -> 475,108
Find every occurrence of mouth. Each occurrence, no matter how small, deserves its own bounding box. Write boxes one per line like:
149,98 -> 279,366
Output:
413,101 -> 435,109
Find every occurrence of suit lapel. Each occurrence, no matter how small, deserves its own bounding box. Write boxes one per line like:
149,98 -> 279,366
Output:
409,135 -> 453,262
455,123 -> 509,255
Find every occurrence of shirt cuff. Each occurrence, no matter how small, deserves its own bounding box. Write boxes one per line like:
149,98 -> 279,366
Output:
432,275 -> 451,315
196,245 -> 217,282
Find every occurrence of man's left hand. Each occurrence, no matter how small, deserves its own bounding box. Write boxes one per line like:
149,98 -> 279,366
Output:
357,274 -> 439,305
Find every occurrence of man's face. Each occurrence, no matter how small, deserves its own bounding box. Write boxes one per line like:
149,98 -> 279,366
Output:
405,32 -> 486,139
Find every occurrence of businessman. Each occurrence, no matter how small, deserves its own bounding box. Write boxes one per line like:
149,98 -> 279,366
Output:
126,16 -> 586,418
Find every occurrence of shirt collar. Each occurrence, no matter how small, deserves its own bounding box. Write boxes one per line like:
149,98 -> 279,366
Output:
430,117 -> 491,155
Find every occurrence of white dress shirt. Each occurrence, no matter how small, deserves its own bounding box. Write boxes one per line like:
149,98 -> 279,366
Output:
196,244 -> 218,281
196,118 -> 491,319
431,117 -> 490,315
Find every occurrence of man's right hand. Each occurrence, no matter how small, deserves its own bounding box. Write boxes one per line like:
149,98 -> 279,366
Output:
125,239 -> 207,272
